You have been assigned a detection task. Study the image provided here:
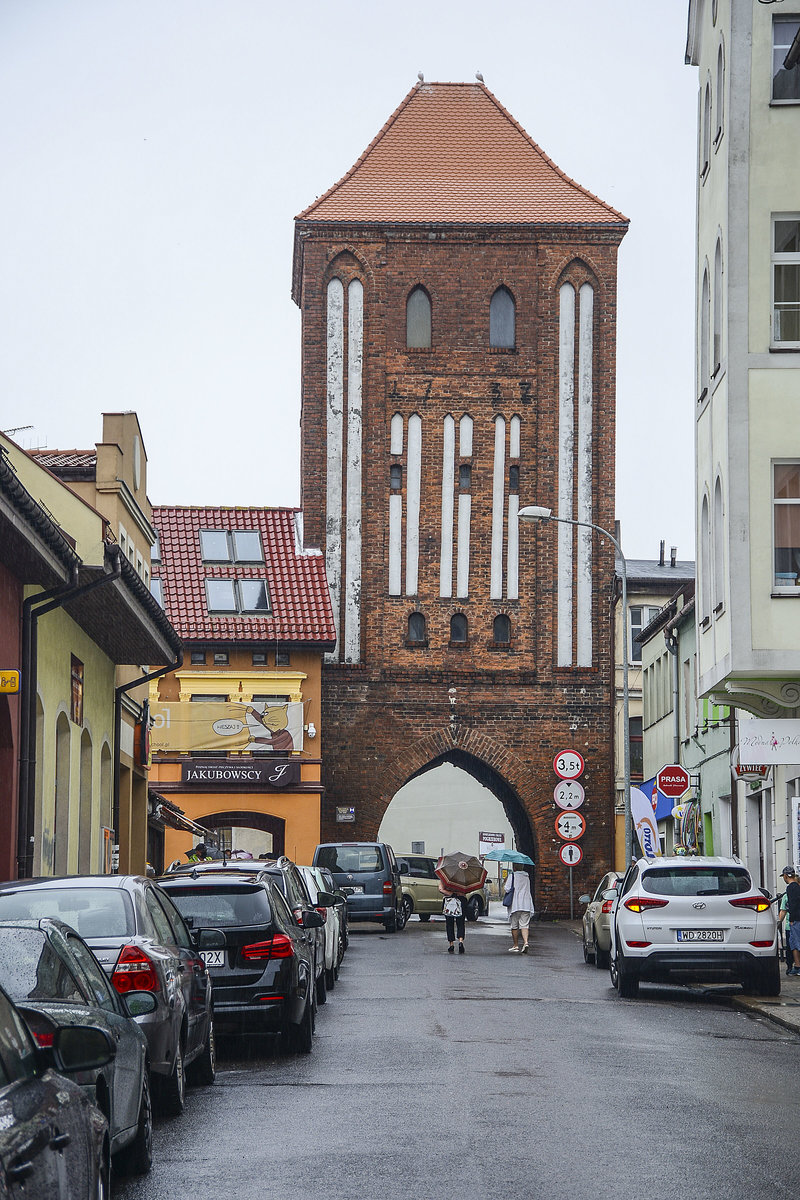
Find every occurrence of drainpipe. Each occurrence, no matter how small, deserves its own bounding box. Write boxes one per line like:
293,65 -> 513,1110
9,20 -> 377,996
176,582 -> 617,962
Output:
17,549 -> 122,878
113,647 -> 183,870
664,625 -> 680,764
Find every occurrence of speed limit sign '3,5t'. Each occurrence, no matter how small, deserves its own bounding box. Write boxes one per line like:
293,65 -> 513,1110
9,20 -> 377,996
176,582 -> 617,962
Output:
555,810 -> 586,841
553,749 -> 584,780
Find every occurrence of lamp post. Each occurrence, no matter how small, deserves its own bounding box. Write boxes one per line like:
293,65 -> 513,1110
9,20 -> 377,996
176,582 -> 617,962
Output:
518,505 -> 632,868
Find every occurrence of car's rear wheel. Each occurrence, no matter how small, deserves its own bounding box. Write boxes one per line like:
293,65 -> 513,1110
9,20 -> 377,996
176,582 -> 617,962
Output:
289,997 -> 314,1054
418,913 -> 431,922
316,964 -> 328,1005
113,1073 -> 153,1176
400,896 -> 413,928
466,896 -> 482,922
582,932 -> 594,964
187,1014 -> 216,1086
614,948 -> 639,999
155,1042 -> 185,1117
325,962 -> 336,990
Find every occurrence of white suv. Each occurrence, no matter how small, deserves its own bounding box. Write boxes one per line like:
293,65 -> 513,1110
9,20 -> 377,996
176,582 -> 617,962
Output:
609,856 -> 780,998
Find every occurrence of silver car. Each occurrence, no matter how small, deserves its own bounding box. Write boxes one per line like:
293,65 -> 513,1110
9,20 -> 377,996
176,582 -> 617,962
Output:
579,871 -> 621,968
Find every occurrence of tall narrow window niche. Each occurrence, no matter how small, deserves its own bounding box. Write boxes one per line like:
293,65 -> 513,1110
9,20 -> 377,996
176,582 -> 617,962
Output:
557,282 -> 576,666
490,416 -> 506,600
577,281 -> 594,668
406,287 -> 432,348
325,277 -> 344,655
344,278 -> 364,664
506,415 -> 521,601
389,413 -> 404,595
457,415 -> 473,598
440,415 -> 455,597
405,414 -> 422,596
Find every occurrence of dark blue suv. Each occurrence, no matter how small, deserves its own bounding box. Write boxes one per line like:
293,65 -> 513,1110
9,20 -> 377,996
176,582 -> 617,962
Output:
313,842 -> 404,932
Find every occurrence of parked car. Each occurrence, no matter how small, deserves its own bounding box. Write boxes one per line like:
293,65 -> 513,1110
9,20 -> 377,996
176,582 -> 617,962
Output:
158,868 -> 322,1052
165,857 -> 331,1005
396,854 -> 488,923
297,864 -> 339,991
313,842 -> 405,932
0,979 -> 113,1196
579,870 -> 621,968
0,875 -> 215,1116
609,856 -> 780,998
0,918 -> 155,1175
314,864 -> 349,960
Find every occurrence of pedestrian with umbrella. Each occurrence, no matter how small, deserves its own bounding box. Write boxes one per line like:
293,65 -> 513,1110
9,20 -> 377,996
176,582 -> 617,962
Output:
435,852 -> 487,955
484,849 -> 536,954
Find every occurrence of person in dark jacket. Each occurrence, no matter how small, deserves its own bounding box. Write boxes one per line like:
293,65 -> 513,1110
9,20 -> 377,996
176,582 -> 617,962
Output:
781,866 -> 800,976
438,881 -> 466,954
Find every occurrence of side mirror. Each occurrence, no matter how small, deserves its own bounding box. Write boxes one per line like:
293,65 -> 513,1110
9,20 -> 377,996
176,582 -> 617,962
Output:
198,928 -> 226,950
53,1025 -> 115,1073
578,894 -> 591,905
122,991 -> 158,1018
302,909 -> 325,929
315,891 -> 338,907
601,889 -> 618,901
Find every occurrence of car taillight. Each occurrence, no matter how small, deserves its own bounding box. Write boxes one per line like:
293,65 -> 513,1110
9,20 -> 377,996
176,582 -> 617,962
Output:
729,896 -> 772,913
111,944 -> 160,994
242,935 -> 294,961
750,940 -> 774,947
315,907 -> 328,919
624,940 -> 652,948
383,881 -> 393,896
32,1030 -> 55,1048
623,897 -> 669,913
601,899 -> 614,914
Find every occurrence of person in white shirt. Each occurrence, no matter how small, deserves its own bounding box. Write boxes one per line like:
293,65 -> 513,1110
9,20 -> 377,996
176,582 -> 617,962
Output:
504,868 -> 535,954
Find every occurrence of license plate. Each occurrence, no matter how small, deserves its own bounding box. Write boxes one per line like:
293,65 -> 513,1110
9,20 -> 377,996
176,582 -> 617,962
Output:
349,886 -> 364,895
200,950 -> 225,967
676,930 -> 724,942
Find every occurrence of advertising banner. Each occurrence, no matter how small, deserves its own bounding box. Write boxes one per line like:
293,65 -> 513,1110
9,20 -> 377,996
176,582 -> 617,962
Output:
738,719 -> 800,765
181,758 -> 300,788
151,701 -> 304,754
630,786 -> 661,857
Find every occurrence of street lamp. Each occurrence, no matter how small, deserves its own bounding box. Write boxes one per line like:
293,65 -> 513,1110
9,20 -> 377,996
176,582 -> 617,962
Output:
518,505 -> 632,868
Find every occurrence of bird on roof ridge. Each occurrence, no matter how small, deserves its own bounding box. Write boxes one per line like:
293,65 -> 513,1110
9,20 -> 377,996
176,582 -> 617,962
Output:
475,70 -> 484,82
417,71 -> 424,83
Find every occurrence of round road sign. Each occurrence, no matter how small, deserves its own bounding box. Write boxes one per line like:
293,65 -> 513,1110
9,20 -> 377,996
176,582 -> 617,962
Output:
554,780 -> 585,810
559,843 -> 583,866
553,749 -> 585,780
555,810 -> 586,841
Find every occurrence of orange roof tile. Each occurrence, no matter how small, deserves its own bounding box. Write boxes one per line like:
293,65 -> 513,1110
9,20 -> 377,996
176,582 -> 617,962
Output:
297,82 -> 627,227
152,507 -> 336,646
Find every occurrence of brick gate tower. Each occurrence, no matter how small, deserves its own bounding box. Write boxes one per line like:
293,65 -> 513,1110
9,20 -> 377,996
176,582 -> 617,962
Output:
292,81 -> 628,914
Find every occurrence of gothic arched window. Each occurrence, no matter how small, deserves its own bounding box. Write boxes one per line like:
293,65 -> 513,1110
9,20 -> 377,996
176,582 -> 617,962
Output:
450,613 -> 468,644
406,287 -> 432,348
407,612 -> 427,644
490,287 -> 515,348
493,614 -> 511,644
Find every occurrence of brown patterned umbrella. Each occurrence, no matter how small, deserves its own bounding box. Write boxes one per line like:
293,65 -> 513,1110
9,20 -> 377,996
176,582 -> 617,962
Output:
435,852 -> 487,896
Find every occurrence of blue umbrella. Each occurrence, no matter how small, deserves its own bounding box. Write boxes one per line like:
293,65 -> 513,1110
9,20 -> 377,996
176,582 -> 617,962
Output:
482,849 -> 535,866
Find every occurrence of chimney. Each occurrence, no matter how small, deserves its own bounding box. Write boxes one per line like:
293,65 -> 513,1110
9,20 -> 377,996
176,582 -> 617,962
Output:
659,540 -> 665,567
670,546 -> 677,568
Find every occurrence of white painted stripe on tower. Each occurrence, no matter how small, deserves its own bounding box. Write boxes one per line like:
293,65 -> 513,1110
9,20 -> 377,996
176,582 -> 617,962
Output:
507,493 -> 519,600
577,283 -> 594,667
440,415 -> 455,597
558,282 -> 575,667
406,414 -> 422,595
457,494 -> 471,598
491,417 -> 506,600
390,412 -> 404,456
510,415 -> 521,460
325,277 -> 344,659
459,414 -> 473,458
343,279 -> 363,663
389,493 -> 403,595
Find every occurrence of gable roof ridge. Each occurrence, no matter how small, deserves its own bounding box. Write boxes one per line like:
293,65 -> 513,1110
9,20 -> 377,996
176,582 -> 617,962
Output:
477,83 -> 627,224
296,83 -> 420,222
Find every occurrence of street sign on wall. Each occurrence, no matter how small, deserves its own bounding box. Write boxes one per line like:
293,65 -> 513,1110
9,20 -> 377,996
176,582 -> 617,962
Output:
555,810 -> 586,841
553,780 -> 585,810
553,749 -> 585,780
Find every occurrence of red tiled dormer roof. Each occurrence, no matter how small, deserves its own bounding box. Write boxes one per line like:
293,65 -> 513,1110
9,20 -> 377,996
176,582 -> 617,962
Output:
152,507 -> 336,647
296,81 -> 627,227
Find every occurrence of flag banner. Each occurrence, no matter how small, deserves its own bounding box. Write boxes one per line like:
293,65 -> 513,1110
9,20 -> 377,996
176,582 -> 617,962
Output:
151,701 -> 304,753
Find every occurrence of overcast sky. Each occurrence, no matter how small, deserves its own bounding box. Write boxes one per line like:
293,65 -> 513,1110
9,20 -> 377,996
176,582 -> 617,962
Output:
0,0 -> 698,562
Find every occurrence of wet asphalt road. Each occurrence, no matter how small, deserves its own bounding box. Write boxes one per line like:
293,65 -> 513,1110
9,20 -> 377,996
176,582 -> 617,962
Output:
115,913 -> 800,1200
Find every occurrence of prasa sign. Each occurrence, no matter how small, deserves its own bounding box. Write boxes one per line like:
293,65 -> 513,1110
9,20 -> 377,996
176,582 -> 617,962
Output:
655,765 -> 690,799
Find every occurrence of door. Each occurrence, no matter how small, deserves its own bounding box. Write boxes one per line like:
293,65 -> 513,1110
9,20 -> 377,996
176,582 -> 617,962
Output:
154,886 -> 210,1058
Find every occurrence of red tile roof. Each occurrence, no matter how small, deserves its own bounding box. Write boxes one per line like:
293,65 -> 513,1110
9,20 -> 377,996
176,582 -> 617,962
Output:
297,82 -> 627,227
152,507 -> 336,646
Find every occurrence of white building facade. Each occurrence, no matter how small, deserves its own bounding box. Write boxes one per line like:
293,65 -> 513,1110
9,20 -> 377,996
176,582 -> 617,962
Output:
686,0 -> 800,884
